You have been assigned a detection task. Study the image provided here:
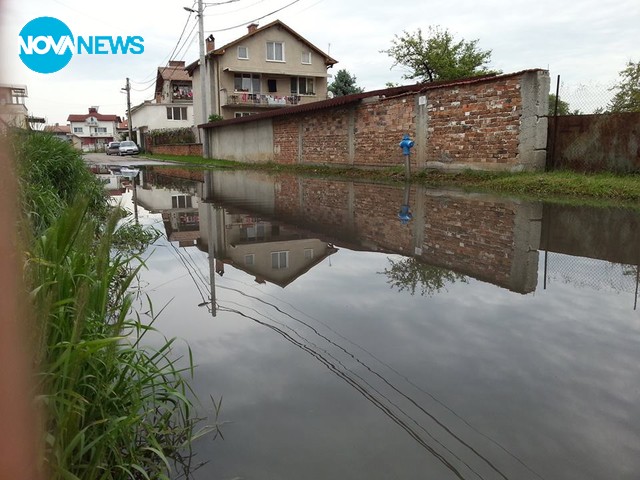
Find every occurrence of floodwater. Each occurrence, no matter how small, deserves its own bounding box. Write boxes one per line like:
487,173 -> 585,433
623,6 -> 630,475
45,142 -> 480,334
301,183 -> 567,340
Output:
113,166 -> 640,480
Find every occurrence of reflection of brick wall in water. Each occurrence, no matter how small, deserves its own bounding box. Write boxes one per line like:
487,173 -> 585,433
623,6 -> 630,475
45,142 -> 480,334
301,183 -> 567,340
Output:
420,198 -> 516,285
301,179 -> 352,228
148,167 -> 205,182
272,174 -> 518,285
353,184 -> 414,253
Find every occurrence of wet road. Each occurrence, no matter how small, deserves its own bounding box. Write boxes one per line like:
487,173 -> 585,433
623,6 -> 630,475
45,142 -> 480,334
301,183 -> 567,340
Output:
83,152 -> 178,167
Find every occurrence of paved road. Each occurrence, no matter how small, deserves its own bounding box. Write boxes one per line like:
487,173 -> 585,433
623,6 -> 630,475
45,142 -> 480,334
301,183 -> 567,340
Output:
83,152 -> 178,167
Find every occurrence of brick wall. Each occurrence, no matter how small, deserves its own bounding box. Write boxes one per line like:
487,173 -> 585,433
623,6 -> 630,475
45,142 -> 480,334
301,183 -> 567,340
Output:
151,143 -> 203,156
353,97 -> 416,167
425,78 -> 522,166
269,71 -> 548,171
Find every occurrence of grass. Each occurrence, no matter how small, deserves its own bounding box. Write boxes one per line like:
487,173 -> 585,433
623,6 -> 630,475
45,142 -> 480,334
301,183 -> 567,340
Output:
12,132 -> 213,479
144,152 -> 640,205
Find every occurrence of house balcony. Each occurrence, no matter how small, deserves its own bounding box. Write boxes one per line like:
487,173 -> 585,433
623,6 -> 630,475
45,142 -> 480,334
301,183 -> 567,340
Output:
224,93 -> 304,109
171,91 -> 193,102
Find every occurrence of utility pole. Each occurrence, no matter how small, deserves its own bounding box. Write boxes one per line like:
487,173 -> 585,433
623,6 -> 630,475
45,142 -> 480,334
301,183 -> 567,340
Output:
197,0 -> 210,158
122,77 -> 133,140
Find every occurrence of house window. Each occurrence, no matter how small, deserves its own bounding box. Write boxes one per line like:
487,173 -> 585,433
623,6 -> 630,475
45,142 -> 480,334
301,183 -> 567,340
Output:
73,127 -> 83,133
266,41 -> 284,62
244,254 -> 255,265
290,77 -> 315,95
304,248 -> 314,259
237,46 -> 248,59
301,51 -> 311,64
167,107 -> 188,120
234,112 -> 253,118
267,79 -> 277,93
96,127 -> 107,133
271,251 -> 289,269
171,195 -> 192,209
233,73 -> 261,94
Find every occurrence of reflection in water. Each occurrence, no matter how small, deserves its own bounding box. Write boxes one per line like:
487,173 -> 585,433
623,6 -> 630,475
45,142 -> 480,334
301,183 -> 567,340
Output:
381,257 -> 468,296
124,166 -> 640,479
214,282 -> 548,480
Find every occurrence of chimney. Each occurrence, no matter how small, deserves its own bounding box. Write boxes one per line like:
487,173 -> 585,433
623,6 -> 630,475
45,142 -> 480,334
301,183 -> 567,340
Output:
88,106 -> 98,114
168,60 -> 186,67
247,23 -> 258,34
206,35 -> 215,53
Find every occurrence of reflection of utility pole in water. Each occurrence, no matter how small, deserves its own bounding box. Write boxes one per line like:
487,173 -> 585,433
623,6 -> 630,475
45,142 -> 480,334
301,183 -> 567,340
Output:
131,174 -> 139,223
411,185 -> 426,256
202,170 -> 217,317
207,203 -> 217,317
635,259 -> 639,311
543,206 -> 550,290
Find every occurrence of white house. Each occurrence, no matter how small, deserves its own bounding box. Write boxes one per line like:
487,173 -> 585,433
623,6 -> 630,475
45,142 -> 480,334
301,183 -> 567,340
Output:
67,107 -> 121,152
130,60 -> 195,149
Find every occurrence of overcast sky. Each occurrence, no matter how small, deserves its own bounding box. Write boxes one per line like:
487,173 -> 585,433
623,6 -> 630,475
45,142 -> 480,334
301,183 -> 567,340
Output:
2,0 -> 638,125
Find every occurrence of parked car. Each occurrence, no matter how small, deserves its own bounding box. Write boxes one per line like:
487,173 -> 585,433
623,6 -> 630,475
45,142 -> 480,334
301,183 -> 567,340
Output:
118,140 -> 139,156
106,141 -> 120,155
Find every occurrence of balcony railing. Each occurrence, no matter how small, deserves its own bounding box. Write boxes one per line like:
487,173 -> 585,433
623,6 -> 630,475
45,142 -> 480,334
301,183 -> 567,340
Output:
226,93 -> 303,108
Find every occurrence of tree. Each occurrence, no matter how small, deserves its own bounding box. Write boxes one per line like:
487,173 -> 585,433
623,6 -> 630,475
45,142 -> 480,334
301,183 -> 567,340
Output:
328,69 -> 364,96
548,94 -> 581,115
608,60 -> 640,112
382,26 -> 499,83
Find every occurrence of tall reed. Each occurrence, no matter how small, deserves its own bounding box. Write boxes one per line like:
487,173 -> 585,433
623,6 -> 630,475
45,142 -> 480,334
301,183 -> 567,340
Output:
13,131 -> 210,479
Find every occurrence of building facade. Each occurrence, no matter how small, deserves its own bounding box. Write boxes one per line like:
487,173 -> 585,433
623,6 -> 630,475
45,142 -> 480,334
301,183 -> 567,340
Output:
0,83 -> 28,130
130,60 -> 195,149
67,107 -> 121,152
187,20 -> 337,123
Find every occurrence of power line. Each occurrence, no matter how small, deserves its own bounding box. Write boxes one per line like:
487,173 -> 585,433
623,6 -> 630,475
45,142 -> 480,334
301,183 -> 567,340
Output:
203,0 -> 266,17
203,0 -> 242,5
204,0 -> 303,33
131,11 -> 197,86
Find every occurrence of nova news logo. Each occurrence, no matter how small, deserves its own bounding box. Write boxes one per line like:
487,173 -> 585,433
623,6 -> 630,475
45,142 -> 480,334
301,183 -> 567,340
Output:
19,16 -> 144,74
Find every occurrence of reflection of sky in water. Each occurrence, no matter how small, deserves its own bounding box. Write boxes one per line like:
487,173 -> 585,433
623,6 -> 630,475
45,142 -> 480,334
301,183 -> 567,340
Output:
124,187 -> 640,480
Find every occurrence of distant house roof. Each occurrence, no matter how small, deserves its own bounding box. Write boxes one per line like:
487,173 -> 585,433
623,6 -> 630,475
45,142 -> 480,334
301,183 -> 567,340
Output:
156,61 -> 191,96
44,124 -> 70,134
67,107 -> 121,122
186,19 -> 338,75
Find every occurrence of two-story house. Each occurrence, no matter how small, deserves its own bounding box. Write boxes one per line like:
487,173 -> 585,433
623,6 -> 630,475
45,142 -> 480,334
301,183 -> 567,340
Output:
130,60 -> 195,147
0,83 -> 29,130
67,107 -> 121,152
186,20 -> 337,121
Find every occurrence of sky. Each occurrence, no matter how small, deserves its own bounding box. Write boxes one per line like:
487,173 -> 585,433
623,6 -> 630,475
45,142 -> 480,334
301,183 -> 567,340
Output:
2,0 -> 639,125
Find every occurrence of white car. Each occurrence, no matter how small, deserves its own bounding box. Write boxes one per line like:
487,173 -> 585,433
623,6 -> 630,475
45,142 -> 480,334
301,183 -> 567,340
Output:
118,140 -> 139,156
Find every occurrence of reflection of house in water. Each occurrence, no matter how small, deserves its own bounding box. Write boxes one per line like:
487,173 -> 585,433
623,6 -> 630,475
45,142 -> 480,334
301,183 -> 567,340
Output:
203,208 -> 337,287
135,172 -> 202,247
140,169 -> 337,288
90,164 -> 126,196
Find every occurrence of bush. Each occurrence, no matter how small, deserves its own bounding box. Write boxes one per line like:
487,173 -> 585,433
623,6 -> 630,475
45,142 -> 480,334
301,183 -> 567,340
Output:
148,128 -> 195,145
11,131 -> 108,235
